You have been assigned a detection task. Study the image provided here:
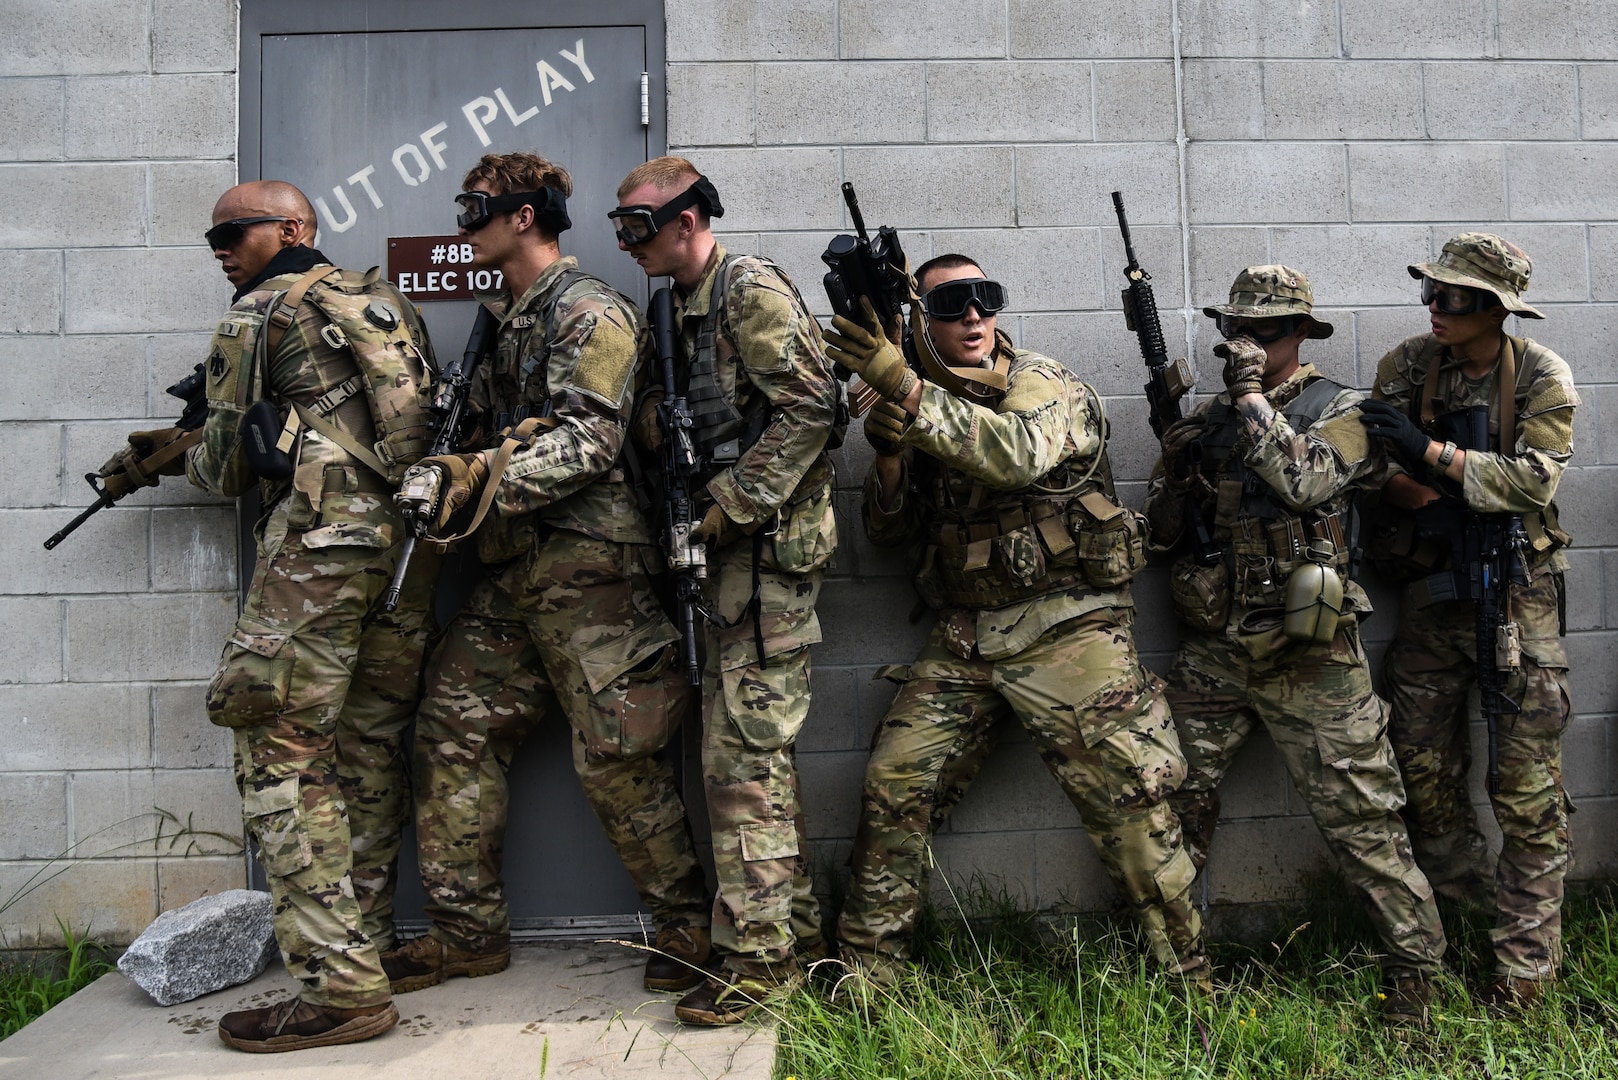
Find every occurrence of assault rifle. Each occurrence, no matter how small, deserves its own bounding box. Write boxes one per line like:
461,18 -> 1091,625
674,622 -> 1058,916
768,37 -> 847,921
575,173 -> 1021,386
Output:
1405,406 -> 1527,795
43,363 -> 209,550
822,182 -> 912,410
1110,190 -> 1218,565
651,286 -> 707,686
381,303 -> 499,613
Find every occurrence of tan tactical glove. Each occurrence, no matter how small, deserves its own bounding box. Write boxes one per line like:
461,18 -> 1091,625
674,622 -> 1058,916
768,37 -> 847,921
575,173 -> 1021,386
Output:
1159,415 -> 1206,488
633,388 -> 665,454
863,400 -> 909,457
691,502 -> 743,551
96,427 -> 193,497
1214,336 -> 1266,399
396,452 -> 489,533
823,299 -> 918,403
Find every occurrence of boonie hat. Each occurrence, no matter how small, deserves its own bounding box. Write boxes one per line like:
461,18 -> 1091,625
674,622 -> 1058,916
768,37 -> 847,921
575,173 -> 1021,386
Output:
1408,233 -> 1543,319
1201,265 -> 1333,339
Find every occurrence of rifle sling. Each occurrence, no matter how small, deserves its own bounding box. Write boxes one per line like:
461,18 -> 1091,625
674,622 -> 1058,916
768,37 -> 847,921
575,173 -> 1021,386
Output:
1419,336 -> 1518,455
429,414 -> 559,546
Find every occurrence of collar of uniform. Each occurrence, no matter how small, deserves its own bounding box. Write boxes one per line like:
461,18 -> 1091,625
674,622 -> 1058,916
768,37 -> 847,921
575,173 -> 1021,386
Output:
474,254 -> 581,326
679,243 -> 728,318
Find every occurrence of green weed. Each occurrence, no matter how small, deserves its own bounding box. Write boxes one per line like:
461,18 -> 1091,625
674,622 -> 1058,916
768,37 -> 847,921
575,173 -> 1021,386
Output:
0,925 -> 113,1041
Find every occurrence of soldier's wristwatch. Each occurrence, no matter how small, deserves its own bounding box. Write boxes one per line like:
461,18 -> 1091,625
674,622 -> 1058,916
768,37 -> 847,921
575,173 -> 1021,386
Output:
1436,441 -> 1458,469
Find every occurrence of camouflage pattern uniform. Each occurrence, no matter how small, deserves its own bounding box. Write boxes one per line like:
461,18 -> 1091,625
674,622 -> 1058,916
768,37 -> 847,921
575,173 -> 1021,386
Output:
1145,267 -> 1446,981
412,256 -> 707,953
839,341 -> 1208,980
1372,235 -> 1578,981
189,251 -> 440,1008
672,244 -> 840,979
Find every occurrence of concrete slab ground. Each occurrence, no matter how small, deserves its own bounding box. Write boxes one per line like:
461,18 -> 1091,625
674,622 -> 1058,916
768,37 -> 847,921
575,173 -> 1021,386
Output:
0,941 -> 775,1079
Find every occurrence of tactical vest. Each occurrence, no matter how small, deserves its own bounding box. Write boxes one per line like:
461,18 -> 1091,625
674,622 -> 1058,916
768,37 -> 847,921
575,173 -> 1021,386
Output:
1190,374 -> 1353,612
915,374 -> 1147,611
684,255 -> 845,485
490,267 -> 591,426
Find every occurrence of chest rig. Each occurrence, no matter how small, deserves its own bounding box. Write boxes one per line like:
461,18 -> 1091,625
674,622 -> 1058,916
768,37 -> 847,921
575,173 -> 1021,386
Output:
917,407 -> 1146,612
1193,374 -> 1352,610
486,267 -> 591,428
683,255 -> 778,485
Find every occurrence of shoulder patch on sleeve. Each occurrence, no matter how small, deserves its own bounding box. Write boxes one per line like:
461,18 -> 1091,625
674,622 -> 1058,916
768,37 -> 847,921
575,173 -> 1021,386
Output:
999,364 -> 1066,415
733,279 -> 800,375
567,308 -> 638,408
1313,412 -> 1370,465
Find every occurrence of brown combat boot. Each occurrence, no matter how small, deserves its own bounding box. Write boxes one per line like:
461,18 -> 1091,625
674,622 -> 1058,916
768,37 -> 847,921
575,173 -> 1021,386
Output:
217,997 -> 398,1053
1379,973 -> 1435,1027
1481,974 -> 1546,1016
644,923 -> 712,992
675,962 -> 801,1026
380,933 -> 510,994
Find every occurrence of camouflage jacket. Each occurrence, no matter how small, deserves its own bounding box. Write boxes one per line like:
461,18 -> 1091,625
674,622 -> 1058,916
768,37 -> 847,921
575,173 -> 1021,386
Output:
675,243 -> 839,538
1371,333 -> 1577,519
471,256 -> 652,546
187,260 -> 429,543
864,348 -> 1124,661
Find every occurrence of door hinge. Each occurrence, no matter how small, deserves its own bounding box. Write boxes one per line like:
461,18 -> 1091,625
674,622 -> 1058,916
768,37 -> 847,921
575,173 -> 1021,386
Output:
640,71 -> 650,127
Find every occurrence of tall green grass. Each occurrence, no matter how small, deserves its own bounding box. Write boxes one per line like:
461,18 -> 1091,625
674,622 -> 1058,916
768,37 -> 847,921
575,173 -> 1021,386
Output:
0,927 -> 112,1041
775,884 -> 1618,1079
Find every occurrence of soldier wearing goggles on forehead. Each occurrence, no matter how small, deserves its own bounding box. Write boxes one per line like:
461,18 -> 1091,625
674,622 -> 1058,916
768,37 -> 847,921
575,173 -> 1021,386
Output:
1143,265 -> 1448,1026
826,254 -> 1210,996
1364,234 -> 1578,1014
615,156 -> 843,1025
385,151 -> 708,1002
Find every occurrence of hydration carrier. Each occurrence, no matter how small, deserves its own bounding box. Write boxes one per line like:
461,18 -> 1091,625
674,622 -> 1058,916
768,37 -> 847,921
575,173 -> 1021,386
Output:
262,266 -> 437,485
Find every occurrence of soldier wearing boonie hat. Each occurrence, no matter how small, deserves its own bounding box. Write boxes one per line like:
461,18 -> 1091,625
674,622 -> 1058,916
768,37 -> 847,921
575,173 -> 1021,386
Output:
1146,263 -> 1448,1027
1363,232 -> 1578,1015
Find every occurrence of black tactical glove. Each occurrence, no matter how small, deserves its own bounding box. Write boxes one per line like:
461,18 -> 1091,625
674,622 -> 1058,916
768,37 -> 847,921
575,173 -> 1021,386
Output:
1358,399 -> 1433,469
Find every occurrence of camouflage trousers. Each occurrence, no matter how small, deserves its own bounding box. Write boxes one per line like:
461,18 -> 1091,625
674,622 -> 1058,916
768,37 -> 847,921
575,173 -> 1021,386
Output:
699,539 -> 825,978
1384,571 -> 1572,980
838,606 -> 1207,977
414,529 -> 707,953
1166,616 -> 1447,978
210,495 -> 439,1008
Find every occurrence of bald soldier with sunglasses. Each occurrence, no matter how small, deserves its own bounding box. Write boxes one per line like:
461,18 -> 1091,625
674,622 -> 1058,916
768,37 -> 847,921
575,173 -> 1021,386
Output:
828,254 -> 1209,994
1142,266 -> 1447,1026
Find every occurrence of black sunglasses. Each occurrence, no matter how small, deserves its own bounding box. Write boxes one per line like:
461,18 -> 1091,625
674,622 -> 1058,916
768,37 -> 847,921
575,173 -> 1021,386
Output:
204,216 -> 291,250
455,189 -> 571,233
921,278 -> 1007,321
1216,314 -> 1301,344
1421,277 -> 1500,316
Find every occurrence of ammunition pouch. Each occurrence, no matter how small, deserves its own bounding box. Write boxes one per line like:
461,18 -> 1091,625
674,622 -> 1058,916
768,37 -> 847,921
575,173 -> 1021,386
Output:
1169,557 -> 1230,631
1069,490 -> 1149,589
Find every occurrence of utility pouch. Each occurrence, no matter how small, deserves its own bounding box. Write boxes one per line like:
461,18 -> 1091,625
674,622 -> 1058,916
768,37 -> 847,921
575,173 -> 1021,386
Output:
1169,556 -> 1230,631
241,399 -> 295,481
1069,491 -> 1148,588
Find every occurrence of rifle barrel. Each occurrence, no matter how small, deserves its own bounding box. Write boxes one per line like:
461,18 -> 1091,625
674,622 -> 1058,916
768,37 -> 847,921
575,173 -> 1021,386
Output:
43,491 -> 116,550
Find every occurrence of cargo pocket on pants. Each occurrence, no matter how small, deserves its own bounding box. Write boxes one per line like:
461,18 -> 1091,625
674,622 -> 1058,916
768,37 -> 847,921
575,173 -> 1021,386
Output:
1152,845 -> 1197,904
206,623 -> 295,729
242,775 -> 312,878
720,646 -> 812,752
737,820 -> 798,924
576,622 -> 679,761
1314,704 -> 1404,816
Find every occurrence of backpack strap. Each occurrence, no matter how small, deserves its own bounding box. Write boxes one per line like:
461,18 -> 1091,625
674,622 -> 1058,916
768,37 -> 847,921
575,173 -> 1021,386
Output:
262,265 -> 341,358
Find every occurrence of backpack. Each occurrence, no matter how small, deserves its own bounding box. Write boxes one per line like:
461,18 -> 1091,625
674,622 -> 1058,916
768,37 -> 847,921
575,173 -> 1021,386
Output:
261,265 -> 437,485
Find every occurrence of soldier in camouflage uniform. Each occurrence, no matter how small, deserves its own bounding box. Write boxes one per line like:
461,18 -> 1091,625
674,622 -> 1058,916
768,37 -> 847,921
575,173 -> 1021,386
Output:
1144,266 -> 1447,1025
186,181 -> 442,1052
387,153 -> 709,996
614,156 -> 841,1025
1361,235 -> 1577,1013
829,255 -> 1208,992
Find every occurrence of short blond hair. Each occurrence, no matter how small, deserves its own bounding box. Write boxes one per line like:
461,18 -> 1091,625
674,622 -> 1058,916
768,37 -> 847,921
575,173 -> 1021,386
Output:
617,155 -> 701,201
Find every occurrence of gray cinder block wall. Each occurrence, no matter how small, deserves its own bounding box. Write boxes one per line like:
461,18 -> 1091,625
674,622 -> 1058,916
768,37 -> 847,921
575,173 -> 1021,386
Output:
3,0 -> 1616,947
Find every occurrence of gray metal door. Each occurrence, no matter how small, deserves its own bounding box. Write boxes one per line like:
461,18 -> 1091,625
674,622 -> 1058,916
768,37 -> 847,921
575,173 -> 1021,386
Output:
243,2 -> 668,934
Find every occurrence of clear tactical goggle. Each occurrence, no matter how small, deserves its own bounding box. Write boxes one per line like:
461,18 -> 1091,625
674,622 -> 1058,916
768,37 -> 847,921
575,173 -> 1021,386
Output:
607,175 -> 724,247
204,216 -> 291,250
920,278 -> 1007,321
1216,314 -> 1301,344
1420,277 -> 1498,315
455,188 -> 571,233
